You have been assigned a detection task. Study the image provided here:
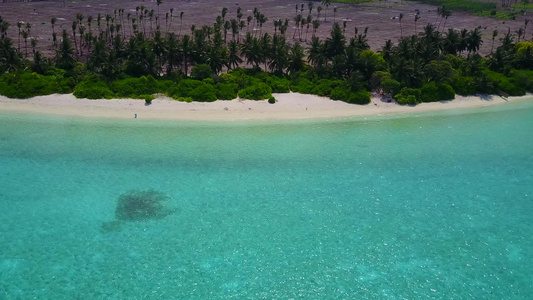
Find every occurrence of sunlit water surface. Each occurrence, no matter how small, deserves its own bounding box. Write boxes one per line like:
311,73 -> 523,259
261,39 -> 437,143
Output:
1,100 -> 532,299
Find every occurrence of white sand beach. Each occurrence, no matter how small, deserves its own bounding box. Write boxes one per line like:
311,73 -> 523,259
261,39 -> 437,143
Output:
0,93 -> 531,121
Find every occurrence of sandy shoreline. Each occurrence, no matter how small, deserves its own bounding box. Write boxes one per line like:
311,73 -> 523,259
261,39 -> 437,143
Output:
0,93 -> 531,121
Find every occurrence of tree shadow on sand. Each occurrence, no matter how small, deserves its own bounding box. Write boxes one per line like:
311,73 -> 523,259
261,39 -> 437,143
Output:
101,190 -> 175,233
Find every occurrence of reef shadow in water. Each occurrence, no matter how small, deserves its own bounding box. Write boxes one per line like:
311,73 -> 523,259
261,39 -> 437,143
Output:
101,190 -> 175,233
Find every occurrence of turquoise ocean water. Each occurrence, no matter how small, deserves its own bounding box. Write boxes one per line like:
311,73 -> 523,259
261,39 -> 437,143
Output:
1,100 -> 532,299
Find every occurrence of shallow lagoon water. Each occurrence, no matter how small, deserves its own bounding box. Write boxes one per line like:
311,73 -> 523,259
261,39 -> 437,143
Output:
1,101 -> 532,299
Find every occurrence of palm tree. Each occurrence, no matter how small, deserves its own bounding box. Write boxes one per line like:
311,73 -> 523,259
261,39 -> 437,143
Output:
325,22 -> 346,59
443,28 -> 460,55
516,27 -> 524,42
399,13 -> 404,38
51,17 -> 57,46
17,21 -> 22,51
179,12 -> 184,37
221,7 -> 228,22
180,34 -> 192,75
288,43 -> 305,74
317,6 -> 322,21
333,7 -> 338,24
305,15 -> 312,41
165,32 -> 181,75
223,21 -> 230,43
466,28 -> 483,54
312,20 -> 320,38
227,40 -> 242,69
491,29 -> 498,53
322,0 -> 331,22
56,30 -> 76,70
260,33 -> 272,70
207,45 -> 228,74
258,14 -> 268,36
414,13 -> 420,35
21,29 -> 29,57
247,15 -> 253,33
71,21 -> 78,55
308,1 -> 314,15
230,19 -> 239,42
441,9 -> 452,31
293,14 -> 302,40
156,0 -> 162,27
152,30 -> 167,75
269,35 -> 288,74
241,33 -> 263,68
524,19 -> 530,40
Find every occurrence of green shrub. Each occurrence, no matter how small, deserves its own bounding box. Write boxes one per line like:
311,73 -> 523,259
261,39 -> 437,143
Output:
170,79 -> 203,98
329,86 -> 371,104
451,76 -> 476,95
0,72 -> 67,98
143,94 -> 155,104
395,87 -> 421,105
157,80 -> 175,95
190,64 -> 214,81
225,68 -> 261,89
381,79 -> 401,96
111,76 -> 158,98
268,96 -> 276,104
290,77 -> 314,94
66,62 -> 87,86
189,82 -> 217,102
484,70 -> 526,96
73,75 -> 114,99
311,79 -> 338,97
510,69 -> 533,92
420,82 -> 455,102
348,90 -> 371,105
330,86 -> 351,101
216,83 -> 239,100
238,82 -> 273,100
370,71 -> 392,90
267,76 -> 291,93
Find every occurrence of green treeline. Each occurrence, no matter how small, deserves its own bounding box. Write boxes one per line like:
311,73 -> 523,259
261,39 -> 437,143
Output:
0,3 -> 532,106
415,0 -> 496,13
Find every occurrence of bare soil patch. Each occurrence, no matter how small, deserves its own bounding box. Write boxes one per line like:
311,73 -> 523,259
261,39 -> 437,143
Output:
0,0 -> 529,57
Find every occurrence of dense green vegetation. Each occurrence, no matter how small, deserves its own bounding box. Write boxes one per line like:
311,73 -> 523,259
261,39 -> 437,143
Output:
416,0 -> 496,12
0,2 -> 532,107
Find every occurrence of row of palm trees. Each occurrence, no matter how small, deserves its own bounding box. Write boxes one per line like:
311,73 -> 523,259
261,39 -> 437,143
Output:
0,2 -> 530,89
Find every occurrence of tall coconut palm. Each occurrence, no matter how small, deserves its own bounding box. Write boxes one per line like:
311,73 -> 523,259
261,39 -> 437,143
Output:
293,14 -> 302,40
491,29 -> 498,54
179,12 -> 184,37
308,1 -> 314,15
466,28 -> 483,54
51,17 -> 57,46
399,13 -> 404,38
227,40 -> 242,69
269,35 -> 288,74
322,0 -> 331,22
312,19 -> 320,38
56,30 -> 76,70
156,0 -> 162,27
414,12 -> 420,35
524,19 -> 530,40
180,34 -> 192,75
288,43 -> 305,74
241,33 -> 263,68
165,32 -> 181,75
17,21 -> 22,51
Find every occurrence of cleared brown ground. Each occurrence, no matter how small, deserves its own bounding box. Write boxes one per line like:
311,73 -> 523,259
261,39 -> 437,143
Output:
0,0 -> 530,58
